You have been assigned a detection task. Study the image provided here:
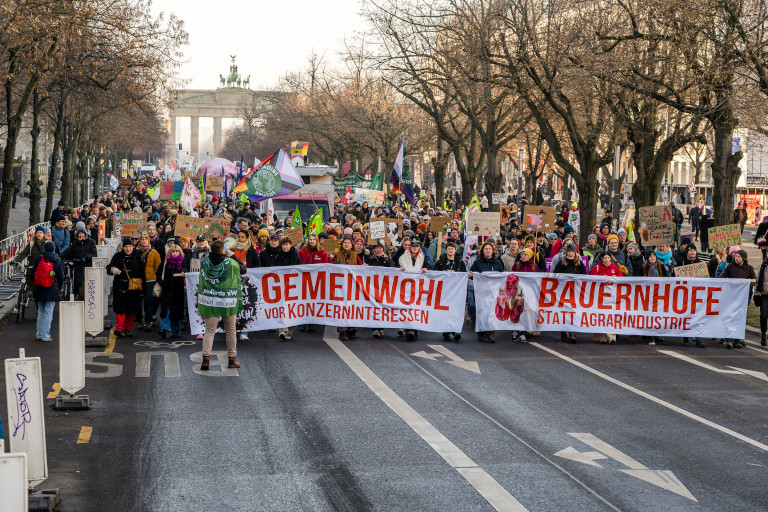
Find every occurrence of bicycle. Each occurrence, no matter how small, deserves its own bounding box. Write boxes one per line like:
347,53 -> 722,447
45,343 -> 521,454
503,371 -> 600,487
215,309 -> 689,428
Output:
12,261 -> 30,323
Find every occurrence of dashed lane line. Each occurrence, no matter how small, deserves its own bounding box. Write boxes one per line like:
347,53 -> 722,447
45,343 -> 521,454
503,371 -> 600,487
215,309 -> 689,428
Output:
104,328 -> 116,353
77,426 -> 92,444
47,382 -> 61,399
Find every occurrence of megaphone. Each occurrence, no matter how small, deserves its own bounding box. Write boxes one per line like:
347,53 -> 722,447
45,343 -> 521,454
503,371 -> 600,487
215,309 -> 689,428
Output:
223,235 -> 237,252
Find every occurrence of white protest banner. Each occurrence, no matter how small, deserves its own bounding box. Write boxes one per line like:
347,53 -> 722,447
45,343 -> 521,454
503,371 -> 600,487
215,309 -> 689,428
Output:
185,265 -> 467,334
473,272 -> 748,338
4,354 -> 48,486
354,187 -> 386,206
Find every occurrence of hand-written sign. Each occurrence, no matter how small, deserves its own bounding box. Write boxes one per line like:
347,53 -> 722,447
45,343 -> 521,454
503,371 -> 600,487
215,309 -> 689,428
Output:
368,218 -> 403,247
159,181 -> 175,200
117,212 -> 147,238
674,261 -> 709,278
708,224 -> 741,250
353,187 -> 385,206
492,193 -> 507,204
205,176 -> 224,192
369,220 -> 386,240
118,178 -> 133,188
323,239 -> 340,257
638,206 -> 674,246
174,214 -> 231,240
466,211 -> 501,236
285,227 -> 304,245
522,206 -> 557,233
429,216 -> 451,234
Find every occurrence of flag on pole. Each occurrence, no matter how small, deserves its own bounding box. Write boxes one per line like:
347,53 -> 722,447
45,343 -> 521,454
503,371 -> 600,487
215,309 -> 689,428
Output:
370,172 -> 383,191
341,186 -> 354,204
389,139 -> 414,203
233,149 -> 304,202
180,176 -> 201,213
291,205 -> 302,227
306,208 -> 323,236
401,155 -> 415,204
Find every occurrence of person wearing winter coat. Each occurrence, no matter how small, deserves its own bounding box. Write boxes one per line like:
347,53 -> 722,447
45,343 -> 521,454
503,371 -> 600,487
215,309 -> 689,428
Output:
61,225 -> 97,300
398,239 -> 430,341
501,236 -> 521,271
624,243 -> 645,277
590,251 -> 623,344
720,249 -> 756,349
511,248 -> 538,273
31,241 -> 64,341
708,245 -> 728,277
433,241 -> 466,343
231,230 -> 261,268
51,217 -> 70,253
470,241 -> 504,343
298,234 -> 329,264
107,238 -> 146,337
582,234 -> 602,267
333,236 -> 363,341
754,257 -> 768,347
184,235 -> 210,273
157,245 -> 186,338
754,215 -> 768,260
15,226 -> 48,289
650,244 -> 676,275
259,235 -> 282,267
553,243 -> 585,343
270,237 -> 302,341
604,234 -> 632,276
522,235 -> 547,271
596,223 -> 611,248
366,242 -> 395,268
136,233 -> 162,331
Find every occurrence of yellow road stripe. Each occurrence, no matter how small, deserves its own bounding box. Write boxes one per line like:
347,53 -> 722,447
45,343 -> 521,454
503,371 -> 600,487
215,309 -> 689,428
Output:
77,426 -> 92,444
104,328 -> 116,353
47,383 -> 61,399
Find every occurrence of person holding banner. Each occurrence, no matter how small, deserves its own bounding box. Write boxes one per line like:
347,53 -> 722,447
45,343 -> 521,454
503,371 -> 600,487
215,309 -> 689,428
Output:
470,241 -> 504,343
333,236 -> 362,341
107,238 -> 145,337
553,244 -> 586,343
433,241 -> 466,342
274,237 -> 302,341
199,240 -> 246,370
589,251 -> 623,343
719,249 -> 755,349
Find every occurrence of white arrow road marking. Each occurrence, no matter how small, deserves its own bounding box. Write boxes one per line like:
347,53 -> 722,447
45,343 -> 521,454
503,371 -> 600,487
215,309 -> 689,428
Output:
727,366 -> 768,382
428,345 -> 481,374
326,328 -> 526,511
657,350 -> 743,374
569,433 -> 697,502
410,350 -> 444,361
553,447 -> 607,467
659,350 -> 768,381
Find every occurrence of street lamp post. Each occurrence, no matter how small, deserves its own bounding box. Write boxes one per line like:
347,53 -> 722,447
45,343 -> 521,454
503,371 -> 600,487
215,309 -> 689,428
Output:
517,148 -> 524,204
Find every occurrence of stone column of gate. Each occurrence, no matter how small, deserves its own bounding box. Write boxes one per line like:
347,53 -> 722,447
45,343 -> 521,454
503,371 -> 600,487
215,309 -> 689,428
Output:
213,117 -> 222,158
190,115 -> 200,164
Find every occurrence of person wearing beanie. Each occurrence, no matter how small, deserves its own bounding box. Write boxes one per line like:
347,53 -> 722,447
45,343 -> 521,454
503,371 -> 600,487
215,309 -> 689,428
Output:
597,222 -> 611,248
107,237 -> 146,337
553,242 -> 586,343
550,227 -> 578,259
605,234 -> 631,276
720,248 -> 755,349
62,223 -> 97,300
616,228 -> 628,251
624,242 -> 645,277
255,229 -> 270,252
512,248 -> 538,273
567,202 -> 580,240
31,241 -> 64,341
582,233 -> 601,267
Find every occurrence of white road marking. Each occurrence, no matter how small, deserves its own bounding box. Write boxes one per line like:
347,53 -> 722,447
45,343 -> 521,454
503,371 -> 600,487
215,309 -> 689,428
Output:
570,433 -> 697,501
531,342 -> 768,453
428,344 -> 481,374
727,366 -> 768,381
553,447 -> 607,467
410,350 -> 443,361
657,350 -> 743,374
325,328 -> 527,512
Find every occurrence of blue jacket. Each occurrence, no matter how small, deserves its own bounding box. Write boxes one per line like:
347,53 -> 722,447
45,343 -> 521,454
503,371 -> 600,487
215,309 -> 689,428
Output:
51,225 -> 70,253
31,252 -> 64,302
470,255 -> 504,273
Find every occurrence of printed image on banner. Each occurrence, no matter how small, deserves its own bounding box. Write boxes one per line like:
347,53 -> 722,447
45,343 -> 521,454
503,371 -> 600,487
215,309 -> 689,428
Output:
473,272 -> 749,338
638,206 -> 674,246
708,224 -> 741,250
185,265 -> 467,334
353,187 -> 386,206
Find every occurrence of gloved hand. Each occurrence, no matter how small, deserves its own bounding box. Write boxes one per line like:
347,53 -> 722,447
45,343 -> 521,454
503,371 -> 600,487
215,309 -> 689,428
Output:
111,268 -> 121,275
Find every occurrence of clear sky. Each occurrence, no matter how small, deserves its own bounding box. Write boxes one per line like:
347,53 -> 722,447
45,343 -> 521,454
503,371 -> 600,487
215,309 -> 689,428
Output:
151,0 -> 367,90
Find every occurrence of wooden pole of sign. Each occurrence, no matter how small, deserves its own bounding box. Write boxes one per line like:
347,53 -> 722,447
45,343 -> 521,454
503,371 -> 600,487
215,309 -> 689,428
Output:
436,232 -> 443,258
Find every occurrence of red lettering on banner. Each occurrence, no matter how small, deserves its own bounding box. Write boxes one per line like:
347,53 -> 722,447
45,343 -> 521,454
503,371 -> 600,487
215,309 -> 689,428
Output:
634,285 -> 649,311
691,286 -> 704,314
333,304 -> 341,317
540,278 -> 558,307
303,272 -> 325,300
400,279 -> 416,305
288,303 -> 297,319
433,282 -> 450,310
616,283 -> 631,310
263,273 -> 281,304
538,309 -> 546,324
354,275 -> 371,301
330,273 -> 344,301
706,287 -> 721,315
373,308 -> 381,321
558,281 -> 576,308
417,279 -> 435,306
653,283 -> 670,313
342,305 -> 352,318
597,283 -> 611,309
284,273 -> 299,301
346,273 -> 354,301
672,284 -> 688,314
579,282 -> 596,308
374,275 -> 399,303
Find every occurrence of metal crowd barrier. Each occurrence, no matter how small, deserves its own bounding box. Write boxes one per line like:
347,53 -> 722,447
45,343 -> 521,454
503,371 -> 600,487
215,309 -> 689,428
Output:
0,223 -> 50,297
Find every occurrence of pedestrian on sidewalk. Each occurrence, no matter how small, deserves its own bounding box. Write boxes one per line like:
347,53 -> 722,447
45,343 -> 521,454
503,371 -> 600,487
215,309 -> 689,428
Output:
754,257 -> 768,346
107,238 -> 145,337
198,240 -> 246,370
719,249 -> 755,349
31,241 -> 64,342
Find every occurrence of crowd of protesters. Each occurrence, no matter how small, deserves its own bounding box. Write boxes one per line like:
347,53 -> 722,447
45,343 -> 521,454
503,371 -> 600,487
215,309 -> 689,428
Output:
16,179 -> 766,371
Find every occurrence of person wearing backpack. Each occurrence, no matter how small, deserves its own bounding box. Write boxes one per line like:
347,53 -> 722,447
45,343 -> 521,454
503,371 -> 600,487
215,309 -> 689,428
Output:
31,241 -> 64,342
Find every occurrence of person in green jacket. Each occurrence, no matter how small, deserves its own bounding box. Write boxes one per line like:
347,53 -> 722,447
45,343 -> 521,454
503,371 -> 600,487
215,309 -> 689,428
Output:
198,239 -> 246,370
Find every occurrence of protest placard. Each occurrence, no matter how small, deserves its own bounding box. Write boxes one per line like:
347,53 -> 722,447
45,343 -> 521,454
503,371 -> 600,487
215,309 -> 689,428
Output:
367,218 -> 403,247
708,224 -> 742,250
205,176 -> 224,192
466,211 -> 501,236
174,214 -> 230,240
522,206 -> 557,232
428,216 -> 451,233
117,212 -> 147,238
492,193 -> 507,204
674,262 -> 709,278
118,178 -> 133,188
158,181 -> 175,200
369,220 -> 387,240
638,205 -> 674,246
353,188 -> 386,206
323,239 -> 340,257
285,227 -> 304,245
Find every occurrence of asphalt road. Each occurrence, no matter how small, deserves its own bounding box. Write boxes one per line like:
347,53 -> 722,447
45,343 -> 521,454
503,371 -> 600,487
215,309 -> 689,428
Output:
1,307 -> 767,512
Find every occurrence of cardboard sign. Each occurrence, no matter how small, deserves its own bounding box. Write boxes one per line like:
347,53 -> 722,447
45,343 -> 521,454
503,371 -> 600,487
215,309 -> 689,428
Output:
205,176 -> 224,192
674,261 -> 709,278
117,212 -> 147,238
353,187 -> 386,206
367,218 -> 403,247
118,178 -> 133,188
492,193 -> 507,204
174,214 -> 231,240
323,239 -> 340,257
522,206 -> 557,233
708,224 -> 742,250
638,206 -> 674,246
285,227 -> 304,245
466,211 -> 501,236
369,220 -> 387,240
429,216 -> 452,233
159,181 -> 175,200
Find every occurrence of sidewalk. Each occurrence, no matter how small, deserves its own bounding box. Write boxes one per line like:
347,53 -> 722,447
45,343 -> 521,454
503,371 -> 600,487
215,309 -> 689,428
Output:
6,192 -> 62,234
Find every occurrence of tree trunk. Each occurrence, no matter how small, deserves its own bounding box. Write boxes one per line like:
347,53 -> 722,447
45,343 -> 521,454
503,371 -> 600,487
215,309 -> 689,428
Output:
710,105 -> 741,226
0,123 -> 20,238
45,99 -> 65,221
575,170 -> 599,244
28,89 -> 43,225
433,137 -> 450,208
61,123 -> 74,206
484,147 -> 503,212
92,153 -> 102,199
